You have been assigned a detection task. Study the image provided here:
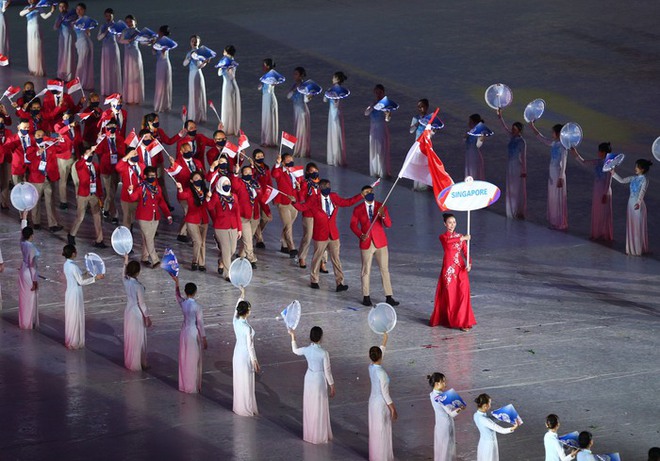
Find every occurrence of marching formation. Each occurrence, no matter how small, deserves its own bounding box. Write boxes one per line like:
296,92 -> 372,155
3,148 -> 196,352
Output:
0,2 -> 656,461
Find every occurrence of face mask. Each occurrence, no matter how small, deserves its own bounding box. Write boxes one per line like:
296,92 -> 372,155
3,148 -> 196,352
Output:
216,139 -> 227,147
35,137 -> 44,144
255,158 -> 264,164
151,122 -> 159,128
146,177 -> 156,183
242,174 -> 252,182
365,193 -> 375,202
114,104 -> 122,111
183,151 -> 193,159
321,187 -> 331,196
128,157 -> 137,164
107,127 -> 116,134
50,90 -> 59,95
142,139 -> 153,146
218,163 -> 228,170
23,91 -> 35,100
222,184 -> 231,192
187,130 -> 197,137
63,119 -> 71,125
85,157 -> 93,163
31,110 -> 40,117
308,171 -> 319,180
20,129 -> 29,136
193,180 -> 204,188
285,161 -> 294,168
90,102 -> 99,108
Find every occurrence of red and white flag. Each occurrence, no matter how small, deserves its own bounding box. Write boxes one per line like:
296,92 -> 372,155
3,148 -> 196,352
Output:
181,105 -> 187,123
146,139 -> 164,158
221,141 -> 239,159
238,130 -> 250,151
77,110 -> 93,121
47,79 -> 64,92
66,77 -> 82,94
208,100 -> 220,119
398,109 -> 453,210
280,131 -> 297,149
2,86 -> 20,100
124,129 -> 139,148
0,54 -> 8,66
104,93 -> 121,105
263,185 -> 280,205
370,178 -> 381,188
287,165 -> 304,178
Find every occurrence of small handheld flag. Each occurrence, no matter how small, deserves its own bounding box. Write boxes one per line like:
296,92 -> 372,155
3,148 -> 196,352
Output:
280,131 -> 297,150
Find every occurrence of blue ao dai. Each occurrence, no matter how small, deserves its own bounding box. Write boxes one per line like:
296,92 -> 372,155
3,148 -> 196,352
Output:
175,288 -> 206,393
612,172 -> 649,255
63,259 -> 95,349
288,87 -> 310,157
219,66 -> 241,136
327,98 -> 346,166
261,83 -> 278,146
506,135 -> 527,219
97,21 -> 122,95
75,23 -> 94,90
54,11 -> 75,80
184,51 -> 207,123
154,49 -> 172,113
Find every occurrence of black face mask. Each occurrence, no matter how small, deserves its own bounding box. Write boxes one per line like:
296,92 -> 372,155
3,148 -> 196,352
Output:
216,139 -> 227,147
31,110 -> 40,117
187,130 -> 197,137
308,171 -> 319,180
321,187 -> 331,196
107,127 -> 117,134
151,122 -> 159,128
23,91 -> 36,100
146,177 -> 156,184
90,102 -> 100,108
85,157 -> 93,163
285,161 -> 294,168
142,139 -> 153,146
242,174 -> 252,182
218,163 -> 228,170
183,151 -> 194,159
255,158 -> 264,164
193,180 -> 204,188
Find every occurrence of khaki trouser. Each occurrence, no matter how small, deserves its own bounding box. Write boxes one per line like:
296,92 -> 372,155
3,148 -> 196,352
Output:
0,162 -> 11,207
101,172 -> 119,217
310,239 -> 343,285
30,181 -> 59,227
299,216 -> 327,265
70,195 -> 103,242
121,200 -> 138,228
360,242 -> 393,297
138,219 -> 160,263
57,157 -> 78,204
254,208 -> 270,244
177,199 -> 189,236
12,174 -> 25,187
277,203 -> 298,250
187,222 -> 208,266
215,228 -> 238,278
238,217 -> 259,263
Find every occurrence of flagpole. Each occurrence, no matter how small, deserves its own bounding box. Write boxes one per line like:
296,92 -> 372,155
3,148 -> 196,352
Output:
364,175 -> 402,237
278,132 -> 283,159
466,209 -> 471,266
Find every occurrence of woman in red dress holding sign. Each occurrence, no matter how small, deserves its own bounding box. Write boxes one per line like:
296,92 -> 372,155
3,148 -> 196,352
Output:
430,213 -> 476,331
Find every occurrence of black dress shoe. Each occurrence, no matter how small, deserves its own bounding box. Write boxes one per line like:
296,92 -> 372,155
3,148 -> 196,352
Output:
280,246 -> 289,254
250,262 -> 257,269
256,242 -> 266,249
49,225 -> 63,233
59,202 -> 68,210
102,210 -> 109,218
191,263 -> 199,271
67,234 -> 76,245
151,261 -> 160,269
385,296 -> 400,306
93,241 -> 108,249
177,235 -> 190,243
299,263 -> 307,269
310,282 -> 320,289
142,260 -> 151,267
320,264 -> 329,274
362,296 -> 372,306
289,249 -> 298,259
111,218 -> 119,225
198,266 -> 206,272
33,224 -> 41,230
336,284 -> 348,292
224,276 -> 231,282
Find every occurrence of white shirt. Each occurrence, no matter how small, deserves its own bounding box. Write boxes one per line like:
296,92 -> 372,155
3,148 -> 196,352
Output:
544,431 -> 575,461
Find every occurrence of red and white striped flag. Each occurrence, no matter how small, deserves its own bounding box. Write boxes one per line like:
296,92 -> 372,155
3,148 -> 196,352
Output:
221,141 -> 239,159
0,54 -> 8,67
238,130 -> 250,151
66,77 -> 82,94
281,131 -> 297,149
47,79 -> 64,92
146,139 -> 164,158
124,129 -> 139,148
181,105 -> 187,123
2,86 -> 20,100
104,93 -> 121,105
288,165 -> 304,178
370,178 -> 381,188
263,185 -> 280,205
77,110 -> 93,121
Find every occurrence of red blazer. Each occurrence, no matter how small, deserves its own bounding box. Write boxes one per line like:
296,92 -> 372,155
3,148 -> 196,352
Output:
53,123 -> 83,160
42,92 -> 80,131
99,108 -> 128,138
14,109 -> 45,134
207,193 -> 242,230
205,146 -> 237,172
350,201 -> 391,250
176,133 -> 214,163
128,182 -> 171,221
271,165 -> 301,206
116,158 -> 144,201
293,192 -> 362,241
253,162 -> 272,188
95,134 -> 126,174
26,145 -> 60,183
82,106 -> 102,145
2,133 -> 34,175
166,157 -> 204,200
0,128 -> 14,164
297,179 -> 322,218
179,187 -> 210,225
230,175 -> 270,220
75,158 -> 104,198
